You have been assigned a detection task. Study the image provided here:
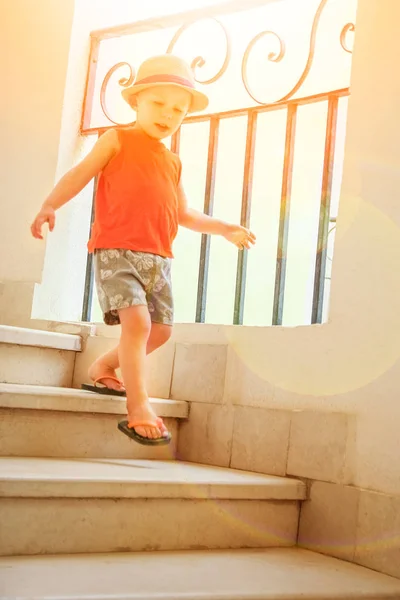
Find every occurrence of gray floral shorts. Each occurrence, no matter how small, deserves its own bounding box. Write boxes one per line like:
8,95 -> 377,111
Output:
94,249 -> 173,326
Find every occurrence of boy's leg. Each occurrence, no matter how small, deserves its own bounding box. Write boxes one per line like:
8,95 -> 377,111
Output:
88,322 -> 172,391
118,304 -> 165,439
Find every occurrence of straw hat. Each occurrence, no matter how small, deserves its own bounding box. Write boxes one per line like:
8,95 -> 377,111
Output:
121,54 -> 209,114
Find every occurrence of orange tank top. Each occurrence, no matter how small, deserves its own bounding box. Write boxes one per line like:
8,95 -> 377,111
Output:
87,128 -> 182,258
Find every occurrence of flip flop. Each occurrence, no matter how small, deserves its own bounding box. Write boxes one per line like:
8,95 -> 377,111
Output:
118,418 -> 172,446
82,376 -> 126,397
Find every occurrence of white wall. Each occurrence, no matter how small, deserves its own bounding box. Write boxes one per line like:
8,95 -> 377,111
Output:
0,0 -> 75,283
31,2 -> 96,322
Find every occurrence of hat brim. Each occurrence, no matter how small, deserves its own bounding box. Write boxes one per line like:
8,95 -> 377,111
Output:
121,82 -> 209,114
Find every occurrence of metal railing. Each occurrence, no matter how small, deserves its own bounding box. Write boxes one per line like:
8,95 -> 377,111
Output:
80,0 -> 355,325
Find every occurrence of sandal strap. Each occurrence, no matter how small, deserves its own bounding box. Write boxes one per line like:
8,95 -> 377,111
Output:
128,419 -> 164,429
94,376 -> 124,387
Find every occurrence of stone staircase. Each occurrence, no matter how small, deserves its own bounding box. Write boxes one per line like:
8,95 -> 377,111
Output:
0,383 -> 186,459
1,325 -> 400,599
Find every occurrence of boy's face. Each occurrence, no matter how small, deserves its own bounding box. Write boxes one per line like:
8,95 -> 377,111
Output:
134,85 -> 192,140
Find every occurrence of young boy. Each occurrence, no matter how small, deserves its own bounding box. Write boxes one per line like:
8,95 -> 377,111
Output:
31,54 -> 256,446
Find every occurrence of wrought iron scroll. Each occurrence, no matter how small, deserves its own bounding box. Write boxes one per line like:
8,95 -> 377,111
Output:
340,23 -> 355,53
166,18 -> 231,85
241,31 -> 286,105
90,0 -> 355,128
242,0 -> 354,106
100,62 -> 136,125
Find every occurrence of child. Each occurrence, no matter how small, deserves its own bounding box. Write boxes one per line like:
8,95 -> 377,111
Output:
31,54 -> 256,446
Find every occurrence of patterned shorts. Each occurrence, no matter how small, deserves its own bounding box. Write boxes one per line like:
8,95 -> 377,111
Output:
94,249 -> 173,326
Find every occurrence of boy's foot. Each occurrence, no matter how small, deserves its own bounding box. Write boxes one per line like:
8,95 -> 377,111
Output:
118,401 -> 171,446
118,419 -> 171,446
127,402 -> 169,440
87,360 -> 125,393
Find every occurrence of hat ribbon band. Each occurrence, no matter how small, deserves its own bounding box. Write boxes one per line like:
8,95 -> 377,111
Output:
132,74 -> 195,89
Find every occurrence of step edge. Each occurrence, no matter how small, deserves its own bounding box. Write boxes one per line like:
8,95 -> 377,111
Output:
1,548 -> 400,598
0,325 -> 82,352
0,384 -> 189,418
0,478 -> 306,501
0,458 -> 307,501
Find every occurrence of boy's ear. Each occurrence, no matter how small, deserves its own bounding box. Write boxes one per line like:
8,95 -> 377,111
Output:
129,96 -> 138,110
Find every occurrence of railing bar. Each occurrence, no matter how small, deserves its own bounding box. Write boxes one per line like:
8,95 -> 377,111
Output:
272,103 -> 298,326
81,174 -> 99,322
233,110 -> 258,325
171,128 -> 181,155
81,38 -> 100,133
195,117 -> 220,323
311,95 -> 339,324
80,88 -> 350,137
81,129 -> 106,322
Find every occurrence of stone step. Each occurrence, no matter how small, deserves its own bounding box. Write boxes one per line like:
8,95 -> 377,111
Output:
0,457 -> 306,556
2,548 -> 400,599
0,325 -> 81,387
0,383 -> 188,459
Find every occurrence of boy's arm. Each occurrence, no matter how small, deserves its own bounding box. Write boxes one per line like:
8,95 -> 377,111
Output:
31,129 -> 120,239
177,181 -> 256,250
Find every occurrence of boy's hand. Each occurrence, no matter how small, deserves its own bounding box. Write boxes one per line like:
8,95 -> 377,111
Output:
223,224 -> 256,250
30,205 -> 56,240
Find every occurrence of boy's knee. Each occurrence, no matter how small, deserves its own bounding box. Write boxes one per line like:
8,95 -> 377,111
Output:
120,305 -> 152,337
